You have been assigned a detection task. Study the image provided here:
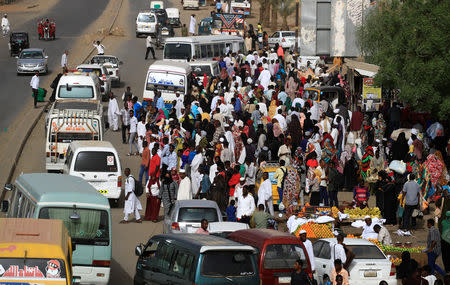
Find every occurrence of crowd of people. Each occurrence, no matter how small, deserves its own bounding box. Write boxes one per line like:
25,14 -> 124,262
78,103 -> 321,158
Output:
105,24 -> 449,283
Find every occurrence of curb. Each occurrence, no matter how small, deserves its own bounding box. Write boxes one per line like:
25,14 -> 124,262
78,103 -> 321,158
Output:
2,0 -> 124,188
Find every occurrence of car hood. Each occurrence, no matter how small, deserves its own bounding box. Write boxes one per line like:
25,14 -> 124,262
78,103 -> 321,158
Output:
17,58 -> 45,65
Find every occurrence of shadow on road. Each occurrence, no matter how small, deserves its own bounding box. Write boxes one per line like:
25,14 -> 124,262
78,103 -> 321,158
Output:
110,258 -> 133,285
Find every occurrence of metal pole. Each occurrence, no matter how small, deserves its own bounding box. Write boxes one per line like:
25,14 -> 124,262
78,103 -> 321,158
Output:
295,0 -> 299,52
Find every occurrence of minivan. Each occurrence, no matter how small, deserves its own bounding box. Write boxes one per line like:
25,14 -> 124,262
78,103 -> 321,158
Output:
134,233 -> 260,285
1,173 -> 112,285
56,72 -> 103,102
63,141 -> 122,205
228,229 -> 313,285
136,11 -> 158,37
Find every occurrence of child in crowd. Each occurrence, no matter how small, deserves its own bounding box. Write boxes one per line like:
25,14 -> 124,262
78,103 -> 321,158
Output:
226,200 -> 237,222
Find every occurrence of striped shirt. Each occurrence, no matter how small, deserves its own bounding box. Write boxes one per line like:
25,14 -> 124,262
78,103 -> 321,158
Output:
121,108 -> 130,126
427,226 -> 441,255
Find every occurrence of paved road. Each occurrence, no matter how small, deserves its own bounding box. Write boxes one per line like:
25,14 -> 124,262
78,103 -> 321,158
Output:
0,0 -> 109,131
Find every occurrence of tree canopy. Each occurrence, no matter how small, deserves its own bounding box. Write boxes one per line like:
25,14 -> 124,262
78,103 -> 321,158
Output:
357,0 -> 450,119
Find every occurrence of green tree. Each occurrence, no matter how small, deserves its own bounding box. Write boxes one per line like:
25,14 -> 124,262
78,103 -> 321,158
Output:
280,0 -> 295,30
357,0 -> 450,119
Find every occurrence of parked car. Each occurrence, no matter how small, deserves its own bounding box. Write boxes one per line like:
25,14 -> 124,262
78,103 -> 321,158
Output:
313,238 -> 397,285
16,48 -> 48,75
134,233 -> 260,285
268,31 -> 297,50
163,200 -> 223,234
9,32 -> 29,57
90,55 -> 122,86
165,7 -> 180,27
228,229 -> 313,285
76,63 -> 111,100
135,11 -> 158,37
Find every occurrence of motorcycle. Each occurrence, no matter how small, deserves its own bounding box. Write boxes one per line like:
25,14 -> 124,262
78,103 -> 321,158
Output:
37,18 -> 56,40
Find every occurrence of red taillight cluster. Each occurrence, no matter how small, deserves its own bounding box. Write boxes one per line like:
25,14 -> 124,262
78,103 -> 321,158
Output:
171,222 -> 180,231
282,38 -> 286,42
118,176 -> 122,188
92,260 -> 110,267
390,263 -> 396,276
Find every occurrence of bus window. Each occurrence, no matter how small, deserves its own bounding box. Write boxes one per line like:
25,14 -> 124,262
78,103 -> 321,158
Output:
164,43 -> 192,60
194,44 -> 201,59
239,42 -> 245,53
213,44 -> 220,57
201,45 -> 207,58
206,45 -> 213,58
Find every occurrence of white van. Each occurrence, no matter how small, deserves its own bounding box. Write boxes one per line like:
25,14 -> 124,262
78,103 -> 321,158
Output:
136,11 -> 158,37
183,0 -> 199,9
63,141 -> 122,204
143,60 -> 192,107
56,72 -> 103,102
76,64 -> 112,100
189,60 -> 220,85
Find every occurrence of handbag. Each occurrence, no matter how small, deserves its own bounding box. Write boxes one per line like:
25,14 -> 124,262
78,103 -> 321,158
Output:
397,205 -> 404,218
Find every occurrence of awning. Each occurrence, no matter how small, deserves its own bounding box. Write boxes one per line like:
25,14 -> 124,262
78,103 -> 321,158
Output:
355,68 -> 377,77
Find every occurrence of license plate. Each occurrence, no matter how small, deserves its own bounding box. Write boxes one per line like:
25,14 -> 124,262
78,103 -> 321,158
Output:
364,271 -> 377,277
278,277 -> 291,283
98,189 -> 108,194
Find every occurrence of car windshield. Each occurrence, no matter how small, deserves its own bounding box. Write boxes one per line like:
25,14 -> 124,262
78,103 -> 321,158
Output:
77,68 -> 103,76
164,43 -> 192,60
201,251 -> 255,277
58,85 -> 94,99
264,244 -> 308,269
282,32 -> 295,37
347,245 -> 386,259
138,14 -> 156,23
11,34 -> 27,41
74,151 -> 118,172
20,51 -> 43,59
0,258 -> 67,280
39,207 -> 109,246
178,207 -> 218,222
191,65 -> 212,77
91,56 -> 118,65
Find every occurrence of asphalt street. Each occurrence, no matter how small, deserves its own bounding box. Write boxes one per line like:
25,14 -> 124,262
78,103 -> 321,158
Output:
0,0 -> 109,131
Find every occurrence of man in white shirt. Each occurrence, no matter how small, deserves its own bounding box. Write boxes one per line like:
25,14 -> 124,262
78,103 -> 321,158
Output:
177,169 -> 192,200
137,117 -> 146,154
361,216 -> 379,240
299,230 -> 316,273
234,178 -> 246,201
331,234 -> 347,265
167,144 -> 177,170
258,172 -> 274,216
374,224 -> 392,245
61,50 -> 68,71
145,35 -> 156,60
236,186 -> 255,222
244,159 -> 256,190
30,71 -> 39,108
93,40 -> 105,55
128,110 -> 139,156
258,67 -> 271,91
273,109 -> 287,131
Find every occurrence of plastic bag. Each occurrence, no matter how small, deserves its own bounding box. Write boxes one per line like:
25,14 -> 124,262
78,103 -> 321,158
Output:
389,160 -> 406,174
426,122 -> 444,139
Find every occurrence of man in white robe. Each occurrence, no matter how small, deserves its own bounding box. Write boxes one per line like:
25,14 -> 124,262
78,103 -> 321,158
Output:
190,146 -> 204,197
108,93 -> 121,131
299,230 -> 316,272
258,172 -> 274,216
189,14 -> 196,36
258,68 -> 271,91
137,117 -> 146,154
177,169 -> 192,200
121,168 -> 142,223
361,216 -> 379,240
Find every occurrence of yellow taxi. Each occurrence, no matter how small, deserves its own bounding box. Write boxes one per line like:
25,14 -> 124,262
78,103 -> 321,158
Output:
0,218 -> 77,285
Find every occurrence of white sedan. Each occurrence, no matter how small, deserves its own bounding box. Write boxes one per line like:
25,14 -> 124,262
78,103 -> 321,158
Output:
312,238 -> 397,285
268,31 -> 297,50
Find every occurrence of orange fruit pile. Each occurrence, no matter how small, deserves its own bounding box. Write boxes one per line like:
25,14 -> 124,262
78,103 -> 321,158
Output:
294,222 -> 334,238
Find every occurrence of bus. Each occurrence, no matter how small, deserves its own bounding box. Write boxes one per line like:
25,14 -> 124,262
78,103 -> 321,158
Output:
2,173 -> 112,285
142,60 -> 192,108
163,35 -> 245,61
0,218 -> 76,285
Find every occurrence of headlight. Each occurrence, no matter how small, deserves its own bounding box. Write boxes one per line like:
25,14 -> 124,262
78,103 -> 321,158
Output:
38,63 -> 45,67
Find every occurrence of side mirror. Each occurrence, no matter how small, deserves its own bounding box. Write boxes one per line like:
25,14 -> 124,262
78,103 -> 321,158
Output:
135,244 -> 143,256
45,55 -> 49,59
4,184 -> 13,191
1,200 -> 9,213
72,276 -> 81,284
109,71 -> 113,75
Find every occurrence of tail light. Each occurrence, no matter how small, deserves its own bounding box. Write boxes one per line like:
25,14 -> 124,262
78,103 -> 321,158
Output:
92,260 -> 110,267
171,222 -> 180,231
102,75 -> 107,81
390,263 -> 396,276
118,176 -> 122,188
115,70 -> 119,76
282,38 -> 286,42
46,152 -> 50,157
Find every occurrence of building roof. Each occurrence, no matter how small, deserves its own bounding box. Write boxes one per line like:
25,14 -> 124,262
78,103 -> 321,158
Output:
344,59 -> 379,77
15,173 -> 109,207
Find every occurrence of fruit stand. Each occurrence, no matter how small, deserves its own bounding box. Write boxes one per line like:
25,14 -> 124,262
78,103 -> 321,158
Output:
368,239 -> 428,267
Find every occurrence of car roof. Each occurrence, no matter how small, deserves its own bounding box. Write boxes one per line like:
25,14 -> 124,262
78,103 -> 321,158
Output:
22,48 -> 43,52
14,173 -> 109,207
148,60 -> 192,73
318,238 -> 376,245
58,73 -> 97,84
77,63 -> 105,69
175,199 -> 219,208
228,229 -> 301,249
154,233 -> 256,253
69,140 -> 115,150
